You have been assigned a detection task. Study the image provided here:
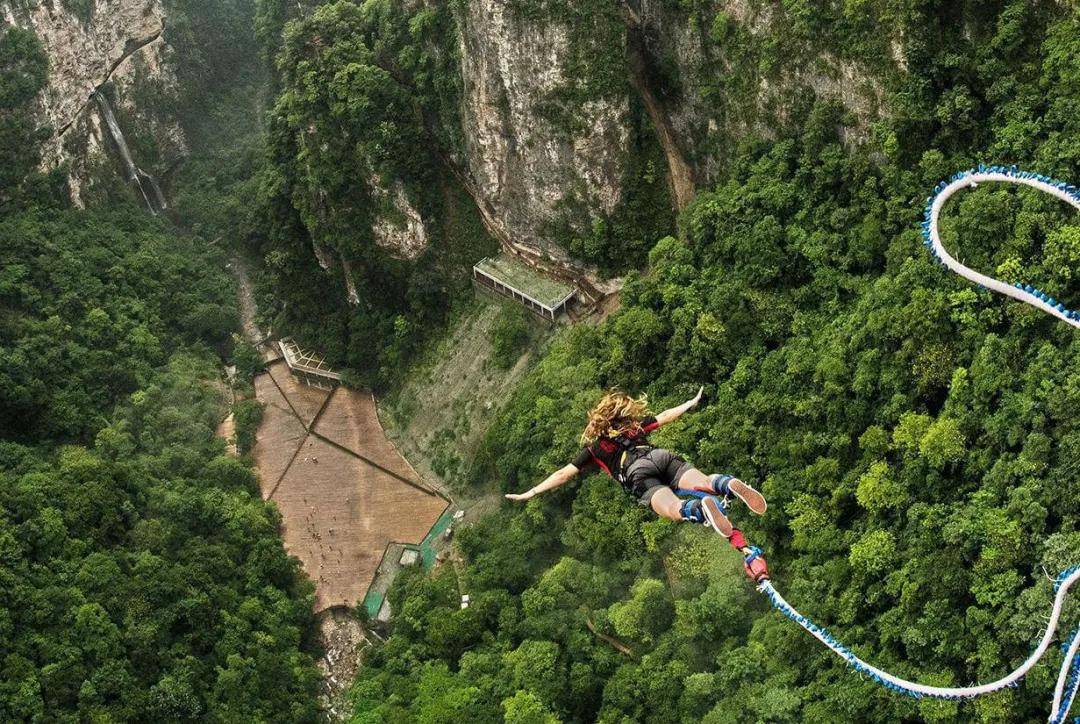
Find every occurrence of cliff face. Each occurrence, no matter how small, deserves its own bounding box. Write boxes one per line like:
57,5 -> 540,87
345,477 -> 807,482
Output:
631,0 -> 890,183
370,177 -> 428,262
454,0 -> 631,260
2,0 -> 185,205
268,0 -> 906,306
447,0 -> 897,255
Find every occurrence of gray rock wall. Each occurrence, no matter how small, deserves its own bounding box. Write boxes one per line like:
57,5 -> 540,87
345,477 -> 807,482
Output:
455,0 -> 631,259
2,0 -> 184,205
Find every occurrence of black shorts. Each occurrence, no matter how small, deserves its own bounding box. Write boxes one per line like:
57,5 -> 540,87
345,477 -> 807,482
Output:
623,448 -> 694,504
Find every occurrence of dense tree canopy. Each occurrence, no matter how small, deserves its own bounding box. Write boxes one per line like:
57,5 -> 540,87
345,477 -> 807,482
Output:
0,352 -> 320,721
1,6 -> 322,720
0,204 -> 321,720
0,196 -> 323,720
0,208 -> 237,442
347,2 -> 1080,722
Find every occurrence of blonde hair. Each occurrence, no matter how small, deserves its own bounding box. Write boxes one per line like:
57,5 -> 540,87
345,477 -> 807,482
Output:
581,390 -> 650,444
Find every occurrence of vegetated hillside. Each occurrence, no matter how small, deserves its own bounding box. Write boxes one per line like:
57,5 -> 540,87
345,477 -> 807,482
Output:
348,3 -> 1080,723
0,7 -> 322,722
0,206 -> 322,721
378,299 -> 552,489
255,3 -> 513,390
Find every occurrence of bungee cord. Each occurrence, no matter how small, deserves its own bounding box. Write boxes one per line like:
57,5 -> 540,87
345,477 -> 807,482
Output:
756,167 -> 1080,722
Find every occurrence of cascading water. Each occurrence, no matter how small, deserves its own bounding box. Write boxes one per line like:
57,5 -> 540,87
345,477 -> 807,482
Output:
94,92 -> 167,215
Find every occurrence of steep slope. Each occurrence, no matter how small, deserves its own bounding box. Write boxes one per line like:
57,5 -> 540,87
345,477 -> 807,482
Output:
2,0 -> 185,204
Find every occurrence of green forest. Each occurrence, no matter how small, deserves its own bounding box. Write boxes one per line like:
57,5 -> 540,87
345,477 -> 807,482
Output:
3,0 -> 1080,722
0,6 -> 321,722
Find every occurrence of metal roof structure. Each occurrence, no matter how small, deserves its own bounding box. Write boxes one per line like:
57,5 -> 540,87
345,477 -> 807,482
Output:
278,338 -> 342,390
473,255 -> 577,321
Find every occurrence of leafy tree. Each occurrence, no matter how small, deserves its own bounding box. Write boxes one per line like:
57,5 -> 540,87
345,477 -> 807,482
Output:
233,398 -> 264,454
503,690 -> 561,724
0,25 -> 51,204
491,305 -> 533,369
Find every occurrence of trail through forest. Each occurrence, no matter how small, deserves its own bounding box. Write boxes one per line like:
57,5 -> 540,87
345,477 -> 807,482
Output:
232,255 -> 267,345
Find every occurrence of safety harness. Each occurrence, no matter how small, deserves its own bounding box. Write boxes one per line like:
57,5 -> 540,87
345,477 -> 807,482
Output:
615,439 -> 652,483
587,431 -> 653,484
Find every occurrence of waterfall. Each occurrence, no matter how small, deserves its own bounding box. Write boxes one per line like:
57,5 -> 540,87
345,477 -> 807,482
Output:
94,92 -> 167,215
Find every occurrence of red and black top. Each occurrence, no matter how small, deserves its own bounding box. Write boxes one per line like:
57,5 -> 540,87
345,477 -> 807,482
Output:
572,416 -> 660,478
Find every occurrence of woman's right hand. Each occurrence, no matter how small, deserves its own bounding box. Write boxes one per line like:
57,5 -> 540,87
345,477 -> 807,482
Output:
505,491 -> 534,502
690,386 -> 704,407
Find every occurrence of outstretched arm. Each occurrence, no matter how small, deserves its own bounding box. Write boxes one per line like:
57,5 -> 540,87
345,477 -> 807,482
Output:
505,463 -> 580,501
654,386 -> 704,427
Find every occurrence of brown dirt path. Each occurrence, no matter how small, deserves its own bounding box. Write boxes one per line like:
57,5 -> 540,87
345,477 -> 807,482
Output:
232,255 -> 266,344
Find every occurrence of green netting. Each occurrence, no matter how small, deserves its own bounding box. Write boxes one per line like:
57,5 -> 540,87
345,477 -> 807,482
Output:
475,255 -> 574,309
419,507 -> 455,568
362,589 -> 384,619
360,504 -> 453,618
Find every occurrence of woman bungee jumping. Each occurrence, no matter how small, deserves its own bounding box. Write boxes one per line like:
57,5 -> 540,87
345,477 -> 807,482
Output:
505,389 -> 771,581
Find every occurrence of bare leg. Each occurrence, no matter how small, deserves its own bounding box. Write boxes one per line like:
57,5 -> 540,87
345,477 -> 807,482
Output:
652,479 -> 770,581
675,468 -> 712,491
649,487 -> 685,521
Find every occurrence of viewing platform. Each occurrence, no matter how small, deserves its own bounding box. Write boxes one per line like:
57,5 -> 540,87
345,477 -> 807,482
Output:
473,254 -> 577,321
278,338 -> 343,391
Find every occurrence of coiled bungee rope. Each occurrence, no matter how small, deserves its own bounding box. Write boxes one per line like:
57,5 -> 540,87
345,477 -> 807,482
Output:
922,165 -> 1080,327
757,167 -> 1080,721
759,568 -> 1079,721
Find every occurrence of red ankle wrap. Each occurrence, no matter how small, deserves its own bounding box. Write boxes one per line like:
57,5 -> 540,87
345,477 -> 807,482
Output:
729,529 -> 747,549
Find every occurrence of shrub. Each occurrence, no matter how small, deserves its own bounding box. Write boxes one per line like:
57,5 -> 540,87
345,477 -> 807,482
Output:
233,398 -> 264,454
491,306 -> 532,369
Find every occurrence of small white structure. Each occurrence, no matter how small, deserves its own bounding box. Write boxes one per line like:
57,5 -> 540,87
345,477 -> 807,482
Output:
473,255 -> 576,322
278,337 -> 343,390
399,548 -> 420,567
460,594 -> 470,610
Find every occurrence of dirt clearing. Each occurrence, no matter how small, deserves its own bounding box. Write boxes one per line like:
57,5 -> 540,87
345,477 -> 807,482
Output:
248,361 -> 447,612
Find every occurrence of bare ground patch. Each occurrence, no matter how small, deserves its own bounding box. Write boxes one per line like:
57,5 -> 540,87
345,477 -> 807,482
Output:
315,388 -> 426,487
251,397 -> 307,497
248,364 -> 448,612
268,360 -> 330,426
272,434 -> 446,611
215,412 -> 237,456
378,300 -> 547,489
315,608 -> 371,720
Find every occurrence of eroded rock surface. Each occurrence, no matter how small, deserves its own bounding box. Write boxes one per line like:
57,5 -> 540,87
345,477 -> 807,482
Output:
455,0 -> 631,258
2,0 -> 184,204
